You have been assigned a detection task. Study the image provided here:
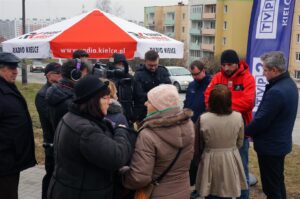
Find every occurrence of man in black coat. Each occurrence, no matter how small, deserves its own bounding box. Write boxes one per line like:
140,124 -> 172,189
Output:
0,52 -> 36,199
246,51 -> 298,199
133,50 -> 171,122
35,62 -> 61,199
46,59 -> 89,131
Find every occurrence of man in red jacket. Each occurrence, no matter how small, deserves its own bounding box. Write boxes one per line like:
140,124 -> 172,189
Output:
204,49 -> 255,199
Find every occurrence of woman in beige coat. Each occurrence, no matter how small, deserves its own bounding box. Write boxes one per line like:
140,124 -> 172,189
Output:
195,84 -> 247,199
123,84 -> 195,199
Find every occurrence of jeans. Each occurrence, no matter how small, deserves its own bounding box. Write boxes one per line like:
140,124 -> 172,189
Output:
237,138 -> 249,199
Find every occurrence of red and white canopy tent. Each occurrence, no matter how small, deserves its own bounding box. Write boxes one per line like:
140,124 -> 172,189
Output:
2,9 -> 183,59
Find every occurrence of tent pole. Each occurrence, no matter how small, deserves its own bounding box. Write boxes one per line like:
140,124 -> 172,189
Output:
22,0 -> 27,84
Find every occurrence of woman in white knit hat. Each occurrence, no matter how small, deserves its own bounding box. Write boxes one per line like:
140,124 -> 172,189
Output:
123,84 -> 195,199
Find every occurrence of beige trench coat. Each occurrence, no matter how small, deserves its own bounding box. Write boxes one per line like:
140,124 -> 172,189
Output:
195,111 -> 247,198
123,108 -> 195,199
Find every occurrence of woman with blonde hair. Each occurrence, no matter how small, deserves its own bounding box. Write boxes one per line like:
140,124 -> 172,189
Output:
195,84 -> 247,199
101,78 -> 129,127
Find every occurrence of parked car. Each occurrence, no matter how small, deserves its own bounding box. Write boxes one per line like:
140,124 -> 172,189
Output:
166,66 -> 193,92
30,61 -> 45,72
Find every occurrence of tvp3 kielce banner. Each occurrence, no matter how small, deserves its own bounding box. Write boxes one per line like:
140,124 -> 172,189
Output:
246,0 -> 295,111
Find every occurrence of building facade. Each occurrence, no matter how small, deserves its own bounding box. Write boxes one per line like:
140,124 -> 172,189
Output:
289,0 -> 300,79
188,0 -> 252,64
0,18 -> 65,41
145,3 -> 189,65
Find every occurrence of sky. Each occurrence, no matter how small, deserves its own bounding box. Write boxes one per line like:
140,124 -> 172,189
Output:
0,0 -> 188,21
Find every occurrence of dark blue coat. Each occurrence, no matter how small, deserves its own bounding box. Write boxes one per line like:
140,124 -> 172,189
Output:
246,72 -> 298,156
183,75 -> 211,123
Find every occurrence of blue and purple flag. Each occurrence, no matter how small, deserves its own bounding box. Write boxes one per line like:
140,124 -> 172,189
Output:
246,0 -> 295,111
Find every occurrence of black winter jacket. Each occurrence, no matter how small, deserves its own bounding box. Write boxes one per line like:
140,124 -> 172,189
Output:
35,82 -> 55,156
133,64 -> 171,121
0,77 -> 36,176
47,105 -> 136,199
46,78 -> 74,131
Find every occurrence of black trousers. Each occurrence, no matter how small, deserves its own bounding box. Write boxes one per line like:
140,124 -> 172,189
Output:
42,154 -> 55,199
0,173 -> 20,199
257,154 -> 286,199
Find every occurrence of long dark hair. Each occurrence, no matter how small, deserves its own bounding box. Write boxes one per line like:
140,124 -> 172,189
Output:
208,84 -> 232,115
78,88 -> 110,119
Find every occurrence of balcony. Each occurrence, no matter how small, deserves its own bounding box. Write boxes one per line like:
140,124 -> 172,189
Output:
201,43 -> 215,52
165,18 -> 175,26
190,41 -> 201,50
165,32 -> 175,38
202,13 -> 216,19
147,20 -> 155,26
190,27 -> 201,35
202,28 -> 215,35
190,13 -> 202,20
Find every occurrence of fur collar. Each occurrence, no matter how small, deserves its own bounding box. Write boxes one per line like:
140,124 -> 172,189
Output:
140,108 -> 193,130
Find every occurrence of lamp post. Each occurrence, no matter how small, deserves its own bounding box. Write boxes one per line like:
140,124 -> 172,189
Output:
22,0 -> 27,84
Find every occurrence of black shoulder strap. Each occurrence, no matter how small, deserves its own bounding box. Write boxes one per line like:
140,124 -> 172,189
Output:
152,148 -> 182,185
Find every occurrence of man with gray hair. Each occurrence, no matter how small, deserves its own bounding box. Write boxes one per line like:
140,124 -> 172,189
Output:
246,51 -> 298,199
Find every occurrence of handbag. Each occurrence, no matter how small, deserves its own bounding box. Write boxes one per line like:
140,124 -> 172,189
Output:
134,148 -> 183,199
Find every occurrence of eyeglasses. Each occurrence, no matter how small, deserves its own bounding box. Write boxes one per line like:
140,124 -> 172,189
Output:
191,71 -> 202,76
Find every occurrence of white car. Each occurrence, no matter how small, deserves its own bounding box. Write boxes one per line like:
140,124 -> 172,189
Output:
166,66 -> 193,92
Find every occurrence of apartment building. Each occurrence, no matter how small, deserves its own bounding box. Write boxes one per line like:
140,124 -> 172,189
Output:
289,0 -> 300,79
144,3 -> 189,64
188,0 -> 252,64
0,18 -> 66,41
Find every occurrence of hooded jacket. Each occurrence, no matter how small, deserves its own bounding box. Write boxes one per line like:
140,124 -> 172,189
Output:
204,60 -> 255,125
124,108 -> 194,199
46,78 -> 74,130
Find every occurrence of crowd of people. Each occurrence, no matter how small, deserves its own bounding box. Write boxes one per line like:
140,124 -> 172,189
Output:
0,48 -> 298,199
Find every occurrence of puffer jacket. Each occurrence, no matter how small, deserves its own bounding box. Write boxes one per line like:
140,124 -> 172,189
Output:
124,108 -> 194,199
106,99 -> 129,127
47,105 -> 136,199
46,78 -> 74,130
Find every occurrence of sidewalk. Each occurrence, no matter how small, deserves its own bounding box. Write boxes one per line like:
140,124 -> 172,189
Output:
19,166 -> 44,199
18,118 -> 300,199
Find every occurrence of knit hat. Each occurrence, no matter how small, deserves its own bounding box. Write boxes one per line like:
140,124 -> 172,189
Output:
221,49 -> 239,65
147,84 -> 180,111
74,75 -> 109,104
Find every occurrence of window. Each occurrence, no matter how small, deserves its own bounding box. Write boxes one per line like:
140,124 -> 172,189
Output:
182,27 -> 185,33
298,15 -> 300,25
224,5 -> 228,13
190,50 -> 201,57
183,13 -> 185,19
224,21 -> 227,30
223,37 -> 226,45
296,52 -> 300,61
295,70 -> 300,79
297,34 -> 300,43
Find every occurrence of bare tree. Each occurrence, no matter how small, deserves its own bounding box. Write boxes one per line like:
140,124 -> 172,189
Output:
112,3 -> 124,17
95,0 -> 112,13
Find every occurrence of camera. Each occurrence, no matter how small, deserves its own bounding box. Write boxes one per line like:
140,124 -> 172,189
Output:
91,62 -> 127,79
